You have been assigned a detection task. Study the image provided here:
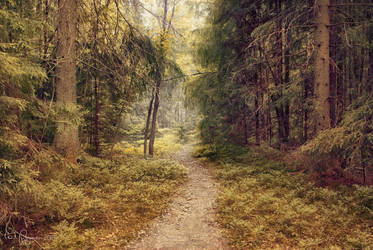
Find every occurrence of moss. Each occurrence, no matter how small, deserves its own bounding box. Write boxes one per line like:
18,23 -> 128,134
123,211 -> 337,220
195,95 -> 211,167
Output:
212,148 -> 373,249
0,130 -> 187,249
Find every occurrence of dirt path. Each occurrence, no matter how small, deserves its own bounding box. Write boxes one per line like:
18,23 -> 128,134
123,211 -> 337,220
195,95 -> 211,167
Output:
127,145 -> 227,250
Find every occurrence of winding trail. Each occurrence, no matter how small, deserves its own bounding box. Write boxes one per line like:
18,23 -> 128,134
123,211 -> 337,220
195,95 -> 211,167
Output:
127,145 -> 227,249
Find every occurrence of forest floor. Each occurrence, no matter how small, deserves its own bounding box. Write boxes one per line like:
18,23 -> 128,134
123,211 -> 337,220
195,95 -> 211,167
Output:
127,145 -> 228,249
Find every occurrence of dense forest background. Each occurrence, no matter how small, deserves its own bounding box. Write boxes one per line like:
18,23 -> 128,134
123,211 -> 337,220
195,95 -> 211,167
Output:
0,0 -> 372,248
188,0 -> 373,185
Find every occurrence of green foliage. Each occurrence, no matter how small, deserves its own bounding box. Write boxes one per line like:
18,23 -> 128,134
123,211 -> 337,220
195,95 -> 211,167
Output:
0,160 -> 18,197
113,128 -> 183,158
193,142 -> 274,162
54,103 -> 87,130
302,95 -> 373,180
0,131 -> 28,160
38,180 -> 87,221
43,221 -> 95,250
0,137 -> 187,248
0,96 -> 27,118
0,3 -> 46,95
77,4 -> 167,150
212,147 -> 373,249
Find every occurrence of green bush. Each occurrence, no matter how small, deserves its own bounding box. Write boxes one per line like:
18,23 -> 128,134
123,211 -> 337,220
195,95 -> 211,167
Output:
301,95 -> 373,184
43,221 -> 94,250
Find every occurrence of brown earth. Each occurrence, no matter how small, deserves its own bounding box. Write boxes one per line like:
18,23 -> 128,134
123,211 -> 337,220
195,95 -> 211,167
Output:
126,145 -> 228,250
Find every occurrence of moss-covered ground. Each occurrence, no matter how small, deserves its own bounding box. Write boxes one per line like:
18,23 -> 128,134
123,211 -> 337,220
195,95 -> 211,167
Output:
1,129 -> 187,249
196,145 -> 373,249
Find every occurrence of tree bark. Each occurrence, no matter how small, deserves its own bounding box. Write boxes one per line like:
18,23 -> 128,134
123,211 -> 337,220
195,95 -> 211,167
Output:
43,0 -> 49,62
274,0 -> 288,146
255,46 -> 260,146
314,0 -> 331,132
284,28 -> 290,141
255,89 -> 260,146
144,89 -> 154,158
54,0 -> 80,159
303,79 -> 310,143
329,0 -> 337,128
268,104 -> 273,145
92,0 -> 99,156
94,77 -> 99,156
367,23 -> 373,94
148,0 -> 172,156
149,82 -> 160,156
244,116 -> 248,145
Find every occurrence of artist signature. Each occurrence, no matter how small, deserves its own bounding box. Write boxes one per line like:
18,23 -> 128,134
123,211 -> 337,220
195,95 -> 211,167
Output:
3,229 -> 53,246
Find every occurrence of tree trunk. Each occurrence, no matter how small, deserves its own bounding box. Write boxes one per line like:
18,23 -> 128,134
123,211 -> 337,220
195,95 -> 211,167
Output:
147,0 -> 173,156
284,30 -> 290,141
149,82 -> 160,156
329,0 -> 337,128
367,24 -> 373,94
268,102 -> 273,145
94,77 -> 99,156
303,79 -> 310,143
255,46 -> 260,146
274,0 -> 287,146
90,80 -> 94,146
43,0 -> 49,62
92,1 -> 99,156
244,116 -> 248,145
144,89 -> 154,158
54,0 -> 79,160
314,0 -> 331,132
255,90 -> 260,146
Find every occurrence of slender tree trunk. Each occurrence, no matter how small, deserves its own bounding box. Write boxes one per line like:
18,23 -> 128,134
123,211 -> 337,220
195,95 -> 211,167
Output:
348,48 -> 354,105
284,29 -> 290,141
303,79 -> 310,143
258,45 -> 266,142
149,82 -> 160,156
94,77 -> 99,156
144,89 -> 154,158
244,116 -> 248,145
255,46 -> 260,146
43,0 -> 49,62
329,35 -> 337,127
255,89 -> 260,146
54,0 -> 79,159
329,0 -> 337,127
336,61 -> 343,122
268,105 -> 273,145
148,0 -> 172,156
38,1 -> 42,59
92,1 -> 99,156
314,0 -> 331,132
367,24 -> 373,94
275,107 -> 284,144
359,26 -> 367,96
261,111 -> 266,142
275,0 -> 286,146
342,62 -> 347,110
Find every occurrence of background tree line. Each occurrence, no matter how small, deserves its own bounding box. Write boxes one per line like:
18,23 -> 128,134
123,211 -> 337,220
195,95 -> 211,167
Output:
186,0 -> 373,185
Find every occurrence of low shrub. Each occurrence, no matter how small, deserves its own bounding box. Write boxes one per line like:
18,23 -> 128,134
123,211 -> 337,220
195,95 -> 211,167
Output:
0,130 -> 188,249
212,148 -> 373,249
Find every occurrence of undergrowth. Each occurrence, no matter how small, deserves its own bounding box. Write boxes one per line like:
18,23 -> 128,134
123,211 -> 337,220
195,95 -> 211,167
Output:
117,128 -> 183,158
0,129 -> 187,249
196,144 -> 373,249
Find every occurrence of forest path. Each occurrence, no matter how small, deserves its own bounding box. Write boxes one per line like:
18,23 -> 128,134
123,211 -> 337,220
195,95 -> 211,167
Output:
127,145 -> 227,250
